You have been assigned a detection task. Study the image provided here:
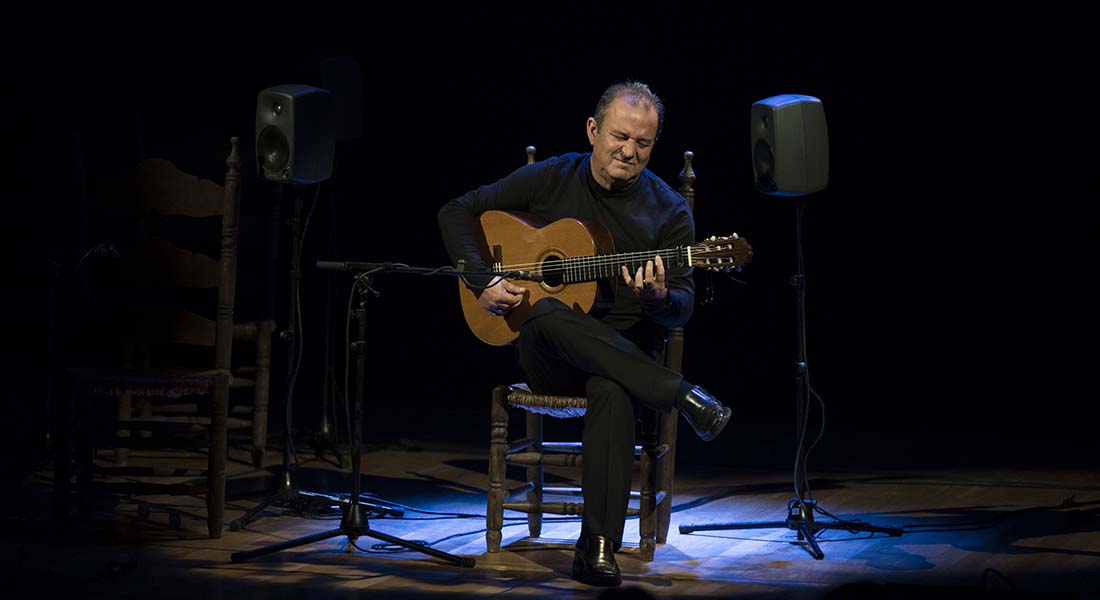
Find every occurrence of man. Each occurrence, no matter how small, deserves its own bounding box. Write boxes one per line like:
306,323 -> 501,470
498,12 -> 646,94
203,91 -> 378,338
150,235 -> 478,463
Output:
438,81 -> 731,586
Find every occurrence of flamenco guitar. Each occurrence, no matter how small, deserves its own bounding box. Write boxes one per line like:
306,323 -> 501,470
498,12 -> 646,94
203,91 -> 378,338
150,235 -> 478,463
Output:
458,210 -> 753,346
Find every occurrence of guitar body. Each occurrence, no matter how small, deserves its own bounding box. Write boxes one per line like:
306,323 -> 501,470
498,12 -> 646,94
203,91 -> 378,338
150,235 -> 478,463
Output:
458,210 -> 615,346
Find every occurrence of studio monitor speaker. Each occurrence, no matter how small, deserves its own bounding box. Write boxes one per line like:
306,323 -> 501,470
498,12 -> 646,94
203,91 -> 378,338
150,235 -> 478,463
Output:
256,84 -> 335,184
751,94 -> 828,196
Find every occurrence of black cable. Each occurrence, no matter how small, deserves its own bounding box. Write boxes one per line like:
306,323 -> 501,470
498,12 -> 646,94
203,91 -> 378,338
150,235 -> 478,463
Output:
342,278 -> 357,453
793,201 -> 814,504
284,183 -> 323,470
810,494 -> 1093,534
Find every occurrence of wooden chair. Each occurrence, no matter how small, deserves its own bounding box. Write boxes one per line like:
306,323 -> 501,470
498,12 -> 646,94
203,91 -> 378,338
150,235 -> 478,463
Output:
54,136 -> 274,539
486,147 -> 697,561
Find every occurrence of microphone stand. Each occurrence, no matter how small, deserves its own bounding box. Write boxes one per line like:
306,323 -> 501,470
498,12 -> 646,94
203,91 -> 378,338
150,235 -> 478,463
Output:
231,260 -> 484,568
678,196 -> 901,559
231,185 -> 400,532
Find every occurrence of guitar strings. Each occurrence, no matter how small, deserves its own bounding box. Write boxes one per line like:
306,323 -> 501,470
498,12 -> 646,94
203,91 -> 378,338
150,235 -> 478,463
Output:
499,248 -> 685,274
496,247 -> 747,274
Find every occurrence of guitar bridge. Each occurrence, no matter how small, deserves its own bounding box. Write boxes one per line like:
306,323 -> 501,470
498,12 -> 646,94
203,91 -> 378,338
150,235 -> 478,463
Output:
492,244 -> 504,273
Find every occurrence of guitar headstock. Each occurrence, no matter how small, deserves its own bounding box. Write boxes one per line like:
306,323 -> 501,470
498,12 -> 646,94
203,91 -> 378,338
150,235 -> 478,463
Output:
690,235 -> 753,271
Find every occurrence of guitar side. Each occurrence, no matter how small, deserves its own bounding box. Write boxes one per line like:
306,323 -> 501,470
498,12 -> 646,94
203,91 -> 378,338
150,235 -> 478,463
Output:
458,210 -> 613,346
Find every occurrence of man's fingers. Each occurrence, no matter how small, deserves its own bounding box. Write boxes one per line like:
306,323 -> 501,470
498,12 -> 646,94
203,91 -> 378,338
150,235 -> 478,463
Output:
621,265 -> 632,285
502,283 -> 529,304
654,254 -> 666,284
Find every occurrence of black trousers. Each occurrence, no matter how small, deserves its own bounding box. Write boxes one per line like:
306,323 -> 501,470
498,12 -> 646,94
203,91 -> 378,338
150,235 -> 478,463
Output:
515,298 -> 684,546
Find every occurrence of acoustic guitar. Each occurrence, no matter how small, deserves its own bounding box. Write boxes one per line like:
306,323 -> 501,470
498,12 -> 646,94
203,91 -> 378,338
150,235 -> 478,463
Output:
458,210 -> 753,346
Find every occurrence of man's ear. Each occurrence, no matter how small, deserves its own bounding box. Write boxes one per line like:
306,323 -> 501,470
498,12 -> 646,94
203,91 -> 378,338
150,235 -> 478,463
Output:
586,117 -> 598,145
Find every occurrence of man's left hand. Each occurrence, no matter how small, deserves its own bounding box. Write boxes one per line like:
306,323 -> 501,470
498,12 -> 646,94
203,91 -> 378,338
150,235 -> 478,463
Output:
621,255 -> 668,303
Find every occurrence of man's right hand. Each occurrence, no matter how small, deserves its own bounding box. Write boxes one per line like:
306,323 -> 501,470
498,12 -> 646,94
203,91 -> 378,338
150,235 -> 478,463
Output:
479,276 -> 529,316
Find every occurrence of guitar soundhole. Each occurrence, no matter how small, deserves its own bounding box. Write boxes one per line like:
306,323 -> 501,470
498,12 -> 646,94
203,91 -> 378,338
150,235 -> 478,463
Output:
540,255 -> 563,288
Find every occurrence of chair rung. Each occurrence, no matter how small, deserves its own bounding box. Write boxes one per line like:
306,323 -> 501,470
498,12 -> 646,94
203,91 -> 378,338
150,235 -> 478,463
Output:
623,491 -> 667,516
505,482 -> 535,501
504,501 -> 583,515
146,403 -> 199,414
116,416 -> 252,428
504,490 -> 667,518
507,437 -> 537,453
96,436 -> 211,449
506,452 -> 581,467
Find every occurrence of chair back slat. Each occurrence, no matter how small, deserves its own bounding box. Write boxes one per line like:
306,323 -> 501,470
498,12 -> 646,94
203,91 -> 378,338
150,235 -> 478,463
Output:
130,237 -> 221,289
120,304 -> 218,348
136,158 -> 226,217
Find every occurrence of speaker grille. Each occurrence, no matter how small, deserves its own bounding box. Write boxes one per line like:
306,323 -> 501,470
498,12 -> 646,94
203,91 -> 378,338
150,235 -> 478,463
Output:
255,84 -> 335,184
257,126 -> 290,179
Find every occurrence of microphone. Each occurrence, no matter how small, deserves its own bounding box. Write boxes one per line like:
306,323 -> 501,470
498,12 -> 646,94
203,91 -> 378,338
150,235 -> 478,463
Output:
316,260 -> 353,271
316,260 -> 385,272
502,270 -> 544,283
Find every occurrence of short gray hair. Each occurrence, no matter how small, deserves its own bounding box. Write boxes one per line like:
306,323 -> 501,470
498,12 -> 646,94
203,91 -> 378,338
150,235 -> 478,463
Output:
593,81 -> 665,139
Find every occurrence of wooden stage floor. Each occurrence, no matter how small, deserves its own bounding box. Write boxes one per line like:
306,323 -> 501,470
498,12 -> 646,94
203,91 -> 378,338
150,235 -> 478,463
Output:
4,429 -> 1099,599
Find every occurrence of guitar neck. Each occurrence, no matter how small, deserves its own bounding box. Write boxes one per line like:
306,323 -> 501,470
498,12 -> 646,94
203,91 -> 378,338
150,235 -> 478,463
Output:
500,247 -> 690,285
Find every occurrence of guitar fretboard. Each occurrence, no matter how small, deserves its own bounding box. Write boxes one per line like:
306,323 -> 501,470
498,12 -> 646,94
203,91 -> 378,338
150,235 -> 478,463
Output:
498,247 -> 690,285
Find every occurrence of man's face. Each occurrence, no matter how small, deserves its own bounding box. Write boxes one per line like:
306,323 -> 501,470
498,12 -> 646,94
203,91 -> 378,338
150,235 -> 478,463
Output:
587,96 -> 659,191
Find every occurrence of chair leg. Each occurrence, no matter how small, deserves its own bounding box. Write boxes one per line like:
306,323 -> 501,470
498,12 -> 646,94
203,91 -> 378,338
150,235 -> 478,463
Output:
76,412 -> 95,517
525,411 -> 543,539
487,385 -> 509,552
251,321 -> 273,468
657,409 -> 679,543
115,391 -> 132,465
53,376 -> 76,521
207,373 -> 229,539
137,396 -> 152,440
639,409 -> 659,561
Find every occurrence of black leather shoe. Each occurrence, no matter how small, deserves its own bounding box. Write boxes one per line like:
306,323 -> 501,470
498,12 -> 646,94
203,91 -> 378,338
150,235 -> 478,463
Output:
677,385 -> 731,442
572,534 -> 621,586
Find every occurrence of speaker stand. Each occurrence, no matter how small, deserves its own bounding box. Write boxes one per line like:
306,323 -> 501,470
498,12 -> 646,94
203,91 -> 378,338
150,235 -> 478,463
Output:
230,183 -> 393,531
678,197 -> 902,559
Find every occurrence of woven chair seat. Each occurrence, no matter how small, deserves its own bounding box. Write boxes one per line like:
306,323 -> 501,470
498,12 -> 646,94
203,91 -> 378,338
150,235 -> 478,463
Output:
506,383 -> 587,418
69,367 -> 231,399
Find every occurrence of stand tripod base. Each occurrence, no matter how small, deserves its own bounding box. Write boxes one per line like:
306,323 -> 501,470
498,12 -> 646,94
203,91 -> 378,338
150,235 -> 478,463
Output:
233,266 -> 476,569
229,472 -> 404,531
230,503 -> 475,568
678,499 -> 902,560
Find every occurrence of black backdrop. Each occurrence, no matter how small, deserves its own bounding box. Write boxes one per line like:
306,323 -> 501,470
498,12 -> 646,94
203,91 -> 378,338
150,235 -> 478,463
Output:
20,5 -> 1095,475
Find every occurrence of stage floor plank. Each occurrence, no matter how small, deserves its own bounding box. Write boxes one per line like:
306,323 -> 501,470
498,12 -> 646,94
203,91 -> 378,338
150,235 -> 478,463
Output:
5,439 -> 1099,599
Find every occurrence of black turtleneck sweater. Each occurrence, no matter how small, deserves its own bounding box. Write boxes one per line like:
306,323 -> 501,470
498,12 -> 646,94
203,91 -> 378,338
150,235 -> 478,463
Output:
438,153 -> 695,346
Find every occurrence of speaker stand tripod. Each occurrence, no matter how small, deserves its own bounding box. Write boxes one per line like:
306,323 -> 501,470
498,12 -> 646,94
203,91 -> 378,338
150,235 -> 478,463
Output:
232,266 -> 475,567
230,184 -> 398,531
678,197 -> 902,559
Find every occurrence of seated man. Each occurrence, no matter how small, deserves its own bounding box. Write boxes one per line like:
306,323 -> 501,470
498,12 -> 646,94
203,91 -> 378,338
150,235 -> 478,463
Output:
437,81 -> 731,587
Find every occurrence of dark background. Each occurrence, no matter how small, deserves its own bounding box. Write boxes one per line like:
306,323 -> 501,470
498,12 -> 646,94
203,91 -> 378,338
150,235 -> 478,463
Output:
16,6 -> 1094,477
